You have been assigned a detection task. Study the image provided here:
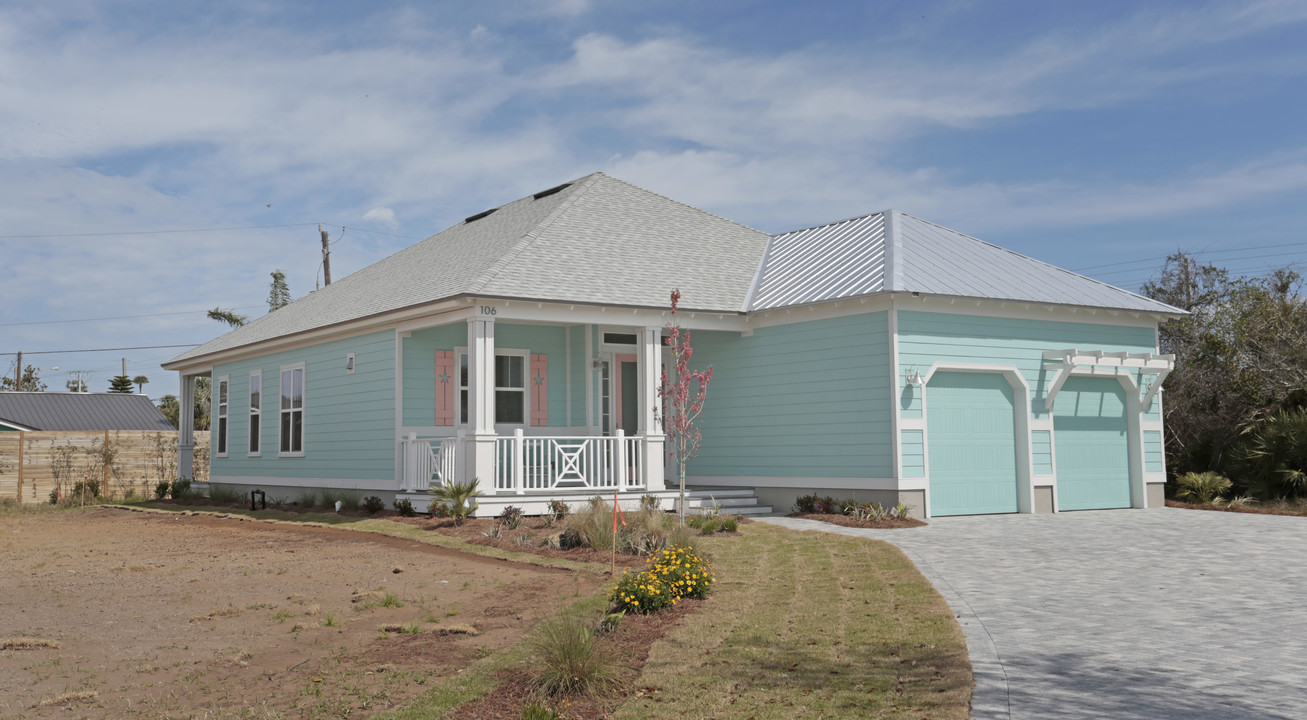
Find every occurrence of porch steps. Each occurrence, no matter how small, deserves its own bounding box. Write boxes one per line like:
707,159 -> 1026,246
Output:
681,488 -> 773,516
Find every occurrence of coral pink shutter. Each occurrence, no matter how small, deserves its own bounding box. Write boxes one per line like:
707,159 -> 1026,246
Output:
531,353 -> 548,426
435,350 -> 455,426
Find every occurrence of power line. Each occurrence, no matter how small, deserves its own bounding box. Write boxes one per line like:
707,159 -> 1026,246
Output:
0,305 -> 265,329
0,223 -> 322,240
0,344 -> 198,356
1072,240 -> 1307,272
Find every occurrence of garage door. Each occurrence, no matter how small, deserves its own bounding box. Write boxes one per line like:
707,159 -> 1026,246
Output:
926,372 -> 1019,516
1053,376 -> 1131,510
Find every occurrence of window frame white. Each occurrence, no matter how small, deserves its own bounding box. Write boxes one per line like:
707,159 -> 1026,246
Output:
215,375 -> 230,457
278,362 -> 306,457
454,346 -> 530,427
248,370 -> 262,457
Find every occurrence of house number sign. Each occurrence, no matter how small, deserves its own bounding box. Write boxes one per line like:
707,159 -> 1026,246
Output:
477,304 -> 498,317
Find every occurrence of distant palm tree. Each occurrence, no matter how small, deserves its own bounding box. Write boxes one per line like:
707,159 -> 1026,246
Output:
133,375 -> 149,394
207,307 -> 248,328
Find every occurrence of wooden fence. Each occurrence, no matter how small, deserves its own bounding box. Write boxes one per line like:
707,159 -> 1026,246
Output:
0,430 -> 210,504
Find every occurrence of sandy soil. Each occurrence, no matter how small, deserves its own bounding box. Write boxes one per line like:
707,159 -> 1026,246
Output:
0,507 -> 601,719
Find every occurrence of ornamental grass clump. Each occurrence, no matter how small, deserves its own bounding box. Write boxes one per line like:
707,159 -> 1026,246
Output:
609,546 -> 713,614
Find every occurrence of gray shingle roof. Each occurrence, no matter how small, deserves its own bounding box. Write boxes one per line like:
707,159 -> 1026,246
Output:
748,210 -> 1182,314
167,178 -> 1181,368
0,393 -> 174,432
167,173 -> 769,366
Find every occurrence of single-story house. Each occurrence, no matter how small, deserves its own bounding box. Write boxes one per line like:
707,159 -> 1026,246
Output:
163,173 -> 1180,518
0,392 -> 175,432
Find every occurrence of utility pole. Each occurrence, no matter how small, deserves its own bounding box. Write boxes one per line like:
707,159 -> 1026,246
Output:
319,224 -> 332,286
122,357 -> 127,378
13,351 -> 19,390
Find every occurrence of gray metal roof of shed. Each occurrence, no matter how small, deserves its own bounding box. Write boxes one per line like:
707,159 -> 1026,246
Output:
0,393 -> 174,432
748,210 -> 1183,314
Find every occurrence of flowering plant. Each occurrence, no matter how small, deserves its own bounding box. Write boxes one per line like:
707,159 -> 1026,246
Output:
608,546 -> 714,614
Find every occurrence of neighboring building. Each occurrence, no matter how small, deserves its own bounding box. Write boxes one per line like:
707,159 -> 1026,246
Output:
163,173 -> 1180,518
0,392 -> 174,432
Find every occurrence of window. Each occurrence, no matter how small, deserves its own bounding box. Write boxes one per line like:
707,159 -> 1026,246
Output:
457,350 -> 527,425
215,376 -> 229,457
248,371 -> 262,456
279,364 -> 305,456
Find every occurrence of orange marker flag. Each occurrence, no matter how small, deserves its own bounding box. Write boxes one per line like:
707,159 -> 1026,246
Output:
613,490 -> 627,527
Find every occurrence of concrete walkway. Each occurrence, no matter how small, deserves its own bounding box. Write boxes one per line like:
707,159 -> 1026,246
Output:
758,509 -> 1307,720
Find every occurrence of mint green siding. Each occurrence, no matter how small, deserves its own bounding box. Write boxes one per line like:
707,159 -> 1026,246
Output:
212,330 -> 396,481
926,372 -> 1019,515
687,312 -> 893,478
901,429 -> 925,478
399,322 -> 571,428
401,324 -> 464,427
897,311 -> 1157,419
1032,430 -> 1054,475
1143,430 -> 1164,473
568,326 -> 586,426
1054,376 -> 1131,510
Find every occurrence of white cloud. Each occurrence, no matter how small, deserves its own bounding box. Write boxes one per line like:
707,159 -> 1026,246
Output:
362,207 -> 397,225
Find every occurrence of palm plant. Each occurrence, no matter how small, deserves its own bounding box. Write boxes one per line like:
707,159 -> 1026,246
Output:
1238,407 -> 1307,499
429,477 -> 481,524
1174,471 -> 1233,505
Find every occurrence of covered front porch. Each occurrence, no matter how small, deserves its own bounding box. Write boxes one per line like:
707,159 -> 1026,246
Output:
393,303 -> 672,514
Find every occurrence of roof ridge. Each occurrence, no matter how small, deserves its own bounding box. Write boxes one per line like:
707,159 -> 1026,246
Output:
895,211 -> 1186,314
470,173 -> 604,293
772,210 -> 889,238
601,174 -> 768,235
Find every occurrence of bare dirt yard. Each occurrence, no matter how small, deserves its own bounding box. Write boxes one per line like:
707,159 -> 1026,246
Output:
0,507 -> 602,719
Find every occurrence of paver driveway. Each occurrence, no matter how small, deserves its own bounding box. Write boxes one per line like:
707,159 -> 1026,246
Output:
760,508 -> 1307,720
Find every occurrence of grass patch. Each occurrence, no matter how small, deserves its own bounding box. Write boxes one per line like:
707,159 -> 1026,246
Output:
38,690 -> 98,706
2,637 -> 61,650
612,523 -> 971,719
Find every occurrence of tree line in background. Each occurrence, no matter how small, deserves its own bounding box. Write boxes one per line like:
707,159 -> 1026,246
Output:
1143,252 -> 1307,501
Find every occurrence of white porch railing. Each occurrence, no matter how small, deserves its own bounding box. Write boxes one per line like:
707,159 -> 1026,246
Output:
401,432 -> 458,490
494,429 -> 643,494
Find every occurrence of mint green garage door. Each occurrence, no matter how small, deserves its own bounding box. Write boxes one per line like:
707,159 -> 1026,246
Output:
1054,376 -> 1131,510
926,372 -> 1019,516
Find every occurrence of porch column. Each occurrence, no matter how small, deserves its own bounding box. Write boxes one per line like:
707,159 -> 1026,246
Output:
638,327 -> 666,491
177,373 -> 196,481
466,316 -> 497,496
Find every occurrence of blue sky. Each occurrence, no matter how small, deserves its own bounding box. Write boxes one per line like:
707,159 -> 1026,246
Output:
2,0 -> 1306,399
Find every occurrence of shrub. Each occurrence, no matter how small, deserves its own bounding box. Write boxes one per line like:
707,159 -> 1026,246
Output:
547,498 -> 570,520
429,478 -> 481,525
207,484 -> 242,505
170,478 -> 193,500
563,501 -> 674,555
1237,407 -> 1307,499
697,518 -> 720,535
393,498 -> 416,517
719,515 -> 739,533
814,496 -> 840,514
294,488 -> 320,508
154,481 -> 171,500
794,493 -> 818,513
609,546 -> 714,614
526,611 -> 619,697
566,499 -> 615,551
520,704 -> 562,720
1175,471 -> 1233,505
362,496 -> 385,514
639,494 -> 661,511
498,505 -> 523,530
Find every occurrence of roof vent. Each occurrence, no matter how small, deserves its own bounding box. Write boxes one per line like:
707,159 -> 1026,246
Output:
532,183 -> 571,200
464,208 -> 497,223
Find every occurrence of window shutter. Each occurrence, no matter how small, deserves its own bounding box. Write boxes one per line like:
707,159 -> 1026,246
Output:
435,351 -> 456,426
531,353 -> 548,426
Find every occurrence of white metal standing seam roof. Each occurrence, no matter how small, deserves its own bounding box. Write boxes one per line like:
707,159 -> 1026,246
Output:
167,173 -> 770,366
747,210 -> 1183,314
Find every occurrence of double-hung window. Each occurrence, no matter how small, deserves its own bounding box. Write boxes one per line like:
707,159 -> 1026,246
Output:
215,376 -> 229,457
279,364 -> 305,456
457,350 -> 527,425
248,370 -> 262,456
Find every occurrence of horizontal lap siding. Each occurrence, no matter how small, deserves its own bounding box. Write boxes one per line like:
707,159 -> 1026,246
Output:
901,429 -> 925,478
687,312 -> 892,478
1143,430 -> 1164,472
897,311 -> 1158,419
1032,430 -> 1054,475
213,330 -> 395,480
402,325 -> 464,427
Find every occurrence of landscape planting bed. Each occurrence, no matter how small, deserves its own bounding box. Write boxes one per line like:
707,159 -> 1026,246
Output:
0,507 -> 600,719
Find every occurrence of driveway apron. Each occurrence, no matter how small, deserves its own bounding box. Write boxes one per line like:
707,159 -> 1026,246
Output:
758,509 -> 1307,720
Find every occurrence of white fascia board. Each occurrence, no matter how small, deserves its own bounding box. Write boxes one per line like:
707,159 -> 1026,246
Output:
163,298 -> 466,373
0,419 -> 37,431
900,294 -> 1172,328
462,297 -> 749,332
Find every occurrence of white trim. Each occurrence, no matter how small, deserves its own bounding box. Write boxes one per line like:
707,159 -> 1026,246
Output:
564,326 -> 572,426
687,475 -> 899,491
584,324 -> 594,431
215,375 -> 230,458
247,370 -> 262,457
455,345 -> 531,429
210,474 -> 396,491
394,330 -> 405,486
278,362 -> 306,457
0,419 -> 37,431
888,301 -> 902,480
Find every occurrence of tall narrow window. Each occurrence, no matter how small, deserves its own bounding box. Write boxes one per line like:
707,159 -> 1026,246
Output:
279,364 -> 305,456
216,376 -> 229,457
248,371 -> 262,456
495,354 -> 525,424
459,353 -> 469,424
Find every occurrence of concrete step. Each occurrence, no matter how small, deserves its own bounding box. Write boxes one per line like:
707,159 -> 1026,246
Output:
682,488 -> 758,499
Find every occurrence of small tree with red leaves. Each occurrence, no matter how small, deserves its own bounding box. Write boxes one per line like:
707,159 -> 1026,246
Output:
657,289 -> 713,526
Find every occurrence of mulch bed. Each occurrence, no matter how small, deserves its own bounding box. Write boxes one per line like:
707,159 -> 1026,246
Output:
787,512 -> 926,529
1166,499 -> 1307,517
448,599 -> 702,720
390,515 -> 652,567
